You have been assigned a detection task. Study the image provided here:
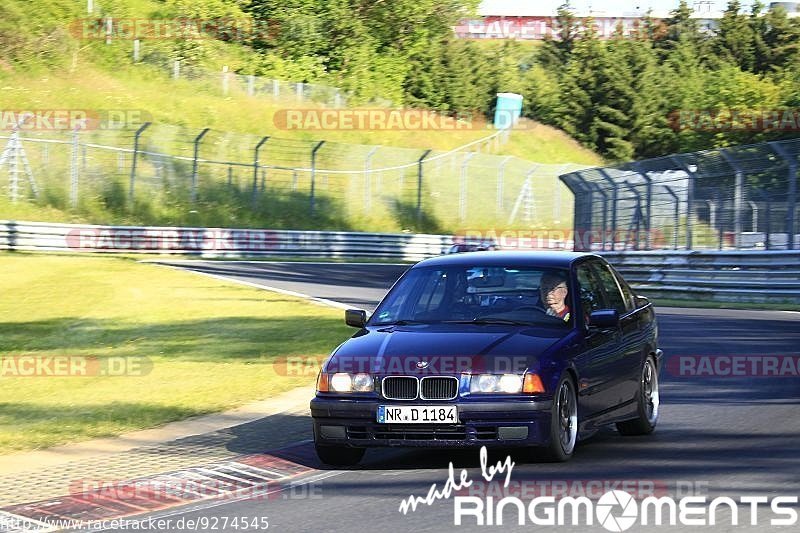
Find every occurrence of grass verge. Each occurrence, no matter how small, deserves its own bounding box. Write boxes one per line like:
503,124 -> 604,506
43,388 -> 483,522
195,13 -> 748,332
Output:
0,252 -> 351,454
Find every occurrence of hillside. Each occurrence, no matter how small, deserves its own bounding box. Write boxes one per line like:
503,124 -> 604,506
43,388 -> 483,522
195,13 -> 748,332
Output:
0,0 -> 603,233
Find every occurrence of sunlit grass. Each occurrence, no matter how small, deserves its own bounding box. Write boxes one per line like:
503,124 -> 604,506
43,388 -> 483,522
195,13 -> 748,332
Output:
0,253 -> 351,453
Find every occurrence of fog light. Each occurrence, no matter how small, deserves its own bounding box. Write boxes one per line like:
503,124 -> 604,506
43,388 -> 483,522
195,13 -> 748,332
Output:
320,425 -> 346,439
498,426 -> 528,440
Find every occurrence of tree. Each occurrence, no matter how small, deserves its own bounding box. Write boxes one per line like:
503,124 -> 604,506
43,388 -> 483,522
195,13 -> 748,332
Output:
655,0 -> 703,55
761,5 -> 800,73
749,1 -> 770,73
539,3 -> 580,69
714,0 -> 756,71
558,17 -> 604,149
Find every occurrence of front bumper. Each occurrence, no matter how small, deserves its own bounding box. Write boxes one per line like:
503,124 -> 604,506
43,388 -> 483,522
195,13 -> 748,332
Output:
311,396 -> 553,448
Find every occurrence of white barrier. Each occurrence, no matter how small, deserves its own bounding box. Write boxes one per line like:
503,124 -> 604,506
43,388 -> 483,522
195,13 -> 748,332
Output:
601,250 -> 800,304
0,220 -> 452,262
2,221 -> 799,304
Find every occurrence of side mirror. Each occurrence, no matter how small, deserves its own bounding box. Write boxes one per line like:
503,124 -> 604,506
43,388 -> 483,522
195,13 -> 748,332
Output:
345,309 -> 368,328
635,295 -> 650,308
589,309 -> 620,329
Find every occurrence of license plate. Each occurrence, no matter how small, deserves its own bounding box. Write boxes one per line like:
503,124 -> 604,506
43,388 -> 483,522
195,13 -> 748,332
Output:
377,405 -> 457,424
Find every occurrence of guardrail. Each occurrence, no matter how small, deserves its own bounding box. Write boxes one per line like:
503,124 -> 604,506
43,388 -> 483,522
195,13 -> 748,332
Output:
0,221 -> 451,262
3,221 -> 799,304
602,250 -> 800,304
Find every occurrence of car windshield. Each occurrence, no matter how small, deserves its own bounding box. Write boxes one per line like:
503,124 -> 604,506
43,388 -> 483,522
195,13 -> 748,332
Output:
370,265 -> 572,327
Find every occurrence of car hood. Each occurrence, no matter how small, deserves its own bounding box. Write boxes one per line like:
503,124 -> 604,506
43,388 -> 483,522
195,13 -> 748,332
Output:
326,324 -> 566,375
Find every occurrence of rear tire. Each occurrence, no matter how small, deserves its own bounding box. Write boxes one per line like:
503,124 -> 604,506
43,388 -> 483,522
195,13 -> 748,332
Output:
616,356 -> 660,436
534,374 -> 578,462
315,444 -> 365,466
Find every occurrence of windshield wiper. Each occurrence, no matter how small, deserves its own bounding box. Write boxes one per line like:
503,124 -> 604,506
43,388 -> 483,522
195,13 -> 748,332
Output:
373,319 -> 430,327
442,318 -> 533,326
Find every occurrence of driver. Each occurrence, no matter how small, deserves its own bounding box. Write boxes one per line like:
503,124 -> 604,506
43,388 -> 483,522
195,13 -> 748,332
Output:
539,272 -> 571,322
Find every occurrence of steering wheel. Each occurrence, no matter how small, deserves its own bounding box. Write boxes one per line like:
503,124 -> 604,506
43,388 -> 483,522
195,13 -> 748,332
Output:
513,305 -> 549,315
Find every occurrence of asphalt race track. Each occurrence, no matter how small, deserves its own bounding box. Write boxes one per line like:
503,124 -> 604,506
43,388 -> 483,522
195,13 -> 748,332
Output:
116,260 -> 800,533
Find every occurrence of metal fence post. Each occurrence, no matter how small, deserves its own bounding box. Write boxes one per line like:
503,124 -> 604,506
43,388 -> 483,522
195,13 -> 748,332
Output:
664,185 -> 680,250
590,183 -> 608,251
459,153 -> 476,222
70,128 -> 80,207
623,182 -> 644,250
668,156 -> 697,249
598,170 -> 619,251
720,149 -> 745,249
496,156 -> 512,215
253,136 -> 269,205
559,172 -> 594,251
417,149 -> 432,224
221,66 -> 229,95
769,141 -> 797,250
751,187 -> 772,249
310,141 -> 325,215
191,128 -> 210,203
630,162 -> 653,249
365,146 -> 379,213
128,121 -> 150,207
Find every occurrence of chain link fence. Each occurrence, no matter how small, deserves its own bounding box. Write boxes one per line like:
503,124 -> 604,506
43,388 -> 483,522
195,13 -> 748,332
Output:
560,139 -> 800,251
0,125 -> 584,233
158,64 -> 394,108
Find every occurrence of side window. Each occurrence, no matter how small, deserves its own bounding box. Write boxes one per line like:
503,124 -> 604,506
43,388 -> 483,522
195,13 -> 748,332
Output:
594,263 -> 628,314
414,270 -> 447,315
576,263 -> 604,319
611,267 -> 637,311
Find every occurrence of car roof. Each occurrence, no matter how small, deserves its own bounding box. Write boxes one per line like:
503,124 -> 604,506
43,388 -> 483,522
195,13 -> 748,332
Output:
417,250 -> 602,269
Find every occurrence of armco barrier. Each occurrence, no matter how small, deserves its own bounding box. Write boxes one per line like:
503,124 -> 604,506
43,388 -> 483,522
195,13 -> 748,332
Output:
2,221 -> 799,304
602,250 -> 800,304
0,221 -> 452,262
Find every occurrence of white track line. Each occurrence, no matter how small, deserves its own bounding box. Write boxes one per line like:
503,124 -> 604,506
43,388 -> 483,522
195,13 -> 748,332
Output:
147,262 -> 352,310
89,470 -> 346,533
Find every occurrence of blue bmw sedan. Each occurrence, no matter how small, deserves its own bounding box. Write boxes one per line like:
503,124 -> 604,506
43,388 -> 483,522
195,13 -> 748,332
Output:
310,251 -> 662,465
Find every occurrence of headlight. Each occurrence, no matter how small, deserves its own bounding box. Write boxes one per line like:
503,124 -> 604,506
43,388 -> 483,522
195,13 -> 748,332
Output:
499,374 -> 523,393
470,373 -> 523,393
352,373 -> 373,392
325,372 -> 373,393
330,373 -> 352,392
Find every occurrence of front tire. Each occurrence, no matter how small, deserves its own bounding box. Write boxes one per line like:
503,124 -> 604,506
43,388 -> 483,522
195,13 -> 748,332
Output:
535,374 -> 578,462
315,443 -> 365,466
616,356 -> 660,436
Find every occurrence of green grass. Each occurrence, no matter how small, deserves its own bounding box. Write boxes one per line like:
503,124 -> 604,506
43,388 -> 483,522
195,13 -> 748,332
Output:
0,252 -> 351,453
0,66 -> 599,233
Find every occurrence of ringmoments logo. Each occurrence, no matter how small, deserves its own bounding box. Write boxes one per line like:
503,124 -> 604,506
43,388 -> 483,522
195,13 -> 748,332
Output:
452,490 -> 798,529
397,446 -> 798,530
